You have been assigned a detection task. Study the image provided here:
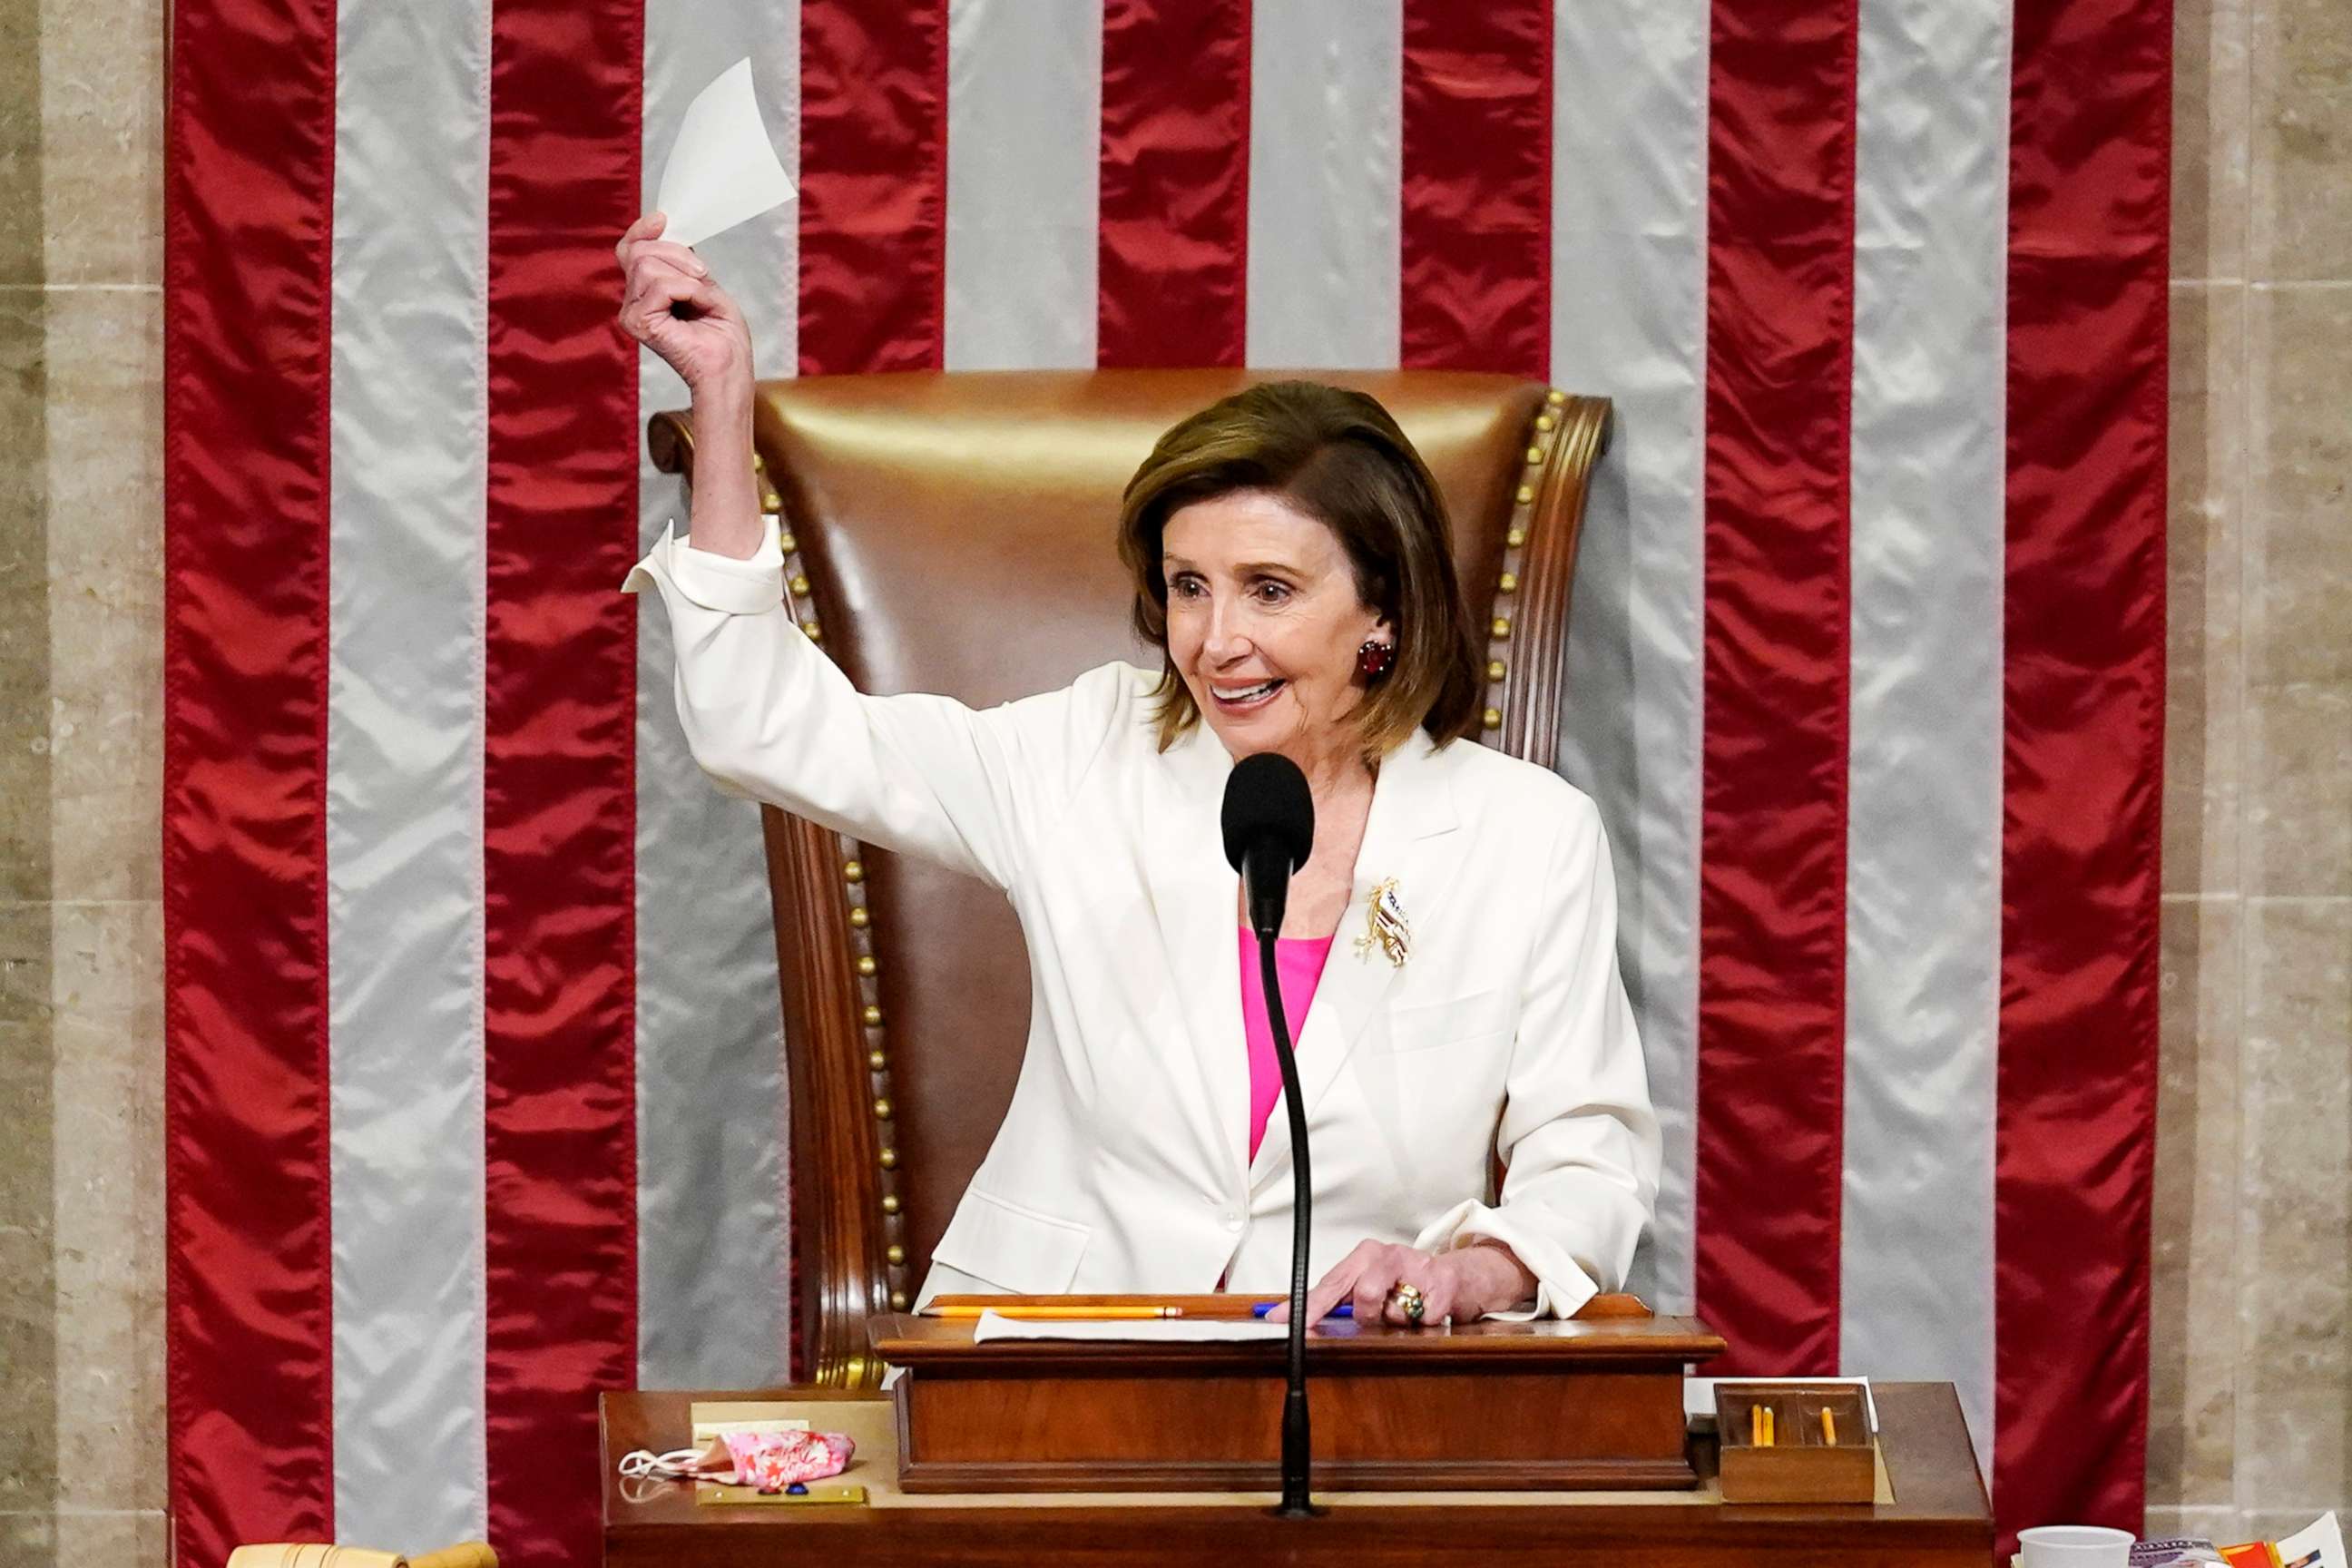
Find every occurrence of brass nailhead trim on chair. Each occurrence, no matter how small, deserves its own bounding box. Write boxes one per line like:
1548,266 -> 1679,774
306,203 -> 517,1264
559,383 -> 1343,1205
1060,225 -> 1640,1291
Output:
1485,389 -> 1568,747
837,815 -> 908,1308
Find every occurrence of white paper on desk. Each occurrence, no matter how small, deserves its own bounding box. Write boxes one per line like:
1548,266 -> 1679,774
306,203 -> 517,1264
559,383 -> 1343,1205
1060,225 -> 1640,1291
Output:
2276,1512 -> 2346,1568
652,58 -> 796,248
1684,1376 -> 1879,1434
971,1311 -> 1290,1344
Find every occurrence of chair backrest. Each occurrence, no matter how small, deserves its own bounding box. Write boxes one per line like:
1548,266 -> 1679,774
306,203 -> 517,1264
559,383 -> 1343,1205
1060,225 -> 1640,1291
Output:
649,369 -> 1609,1385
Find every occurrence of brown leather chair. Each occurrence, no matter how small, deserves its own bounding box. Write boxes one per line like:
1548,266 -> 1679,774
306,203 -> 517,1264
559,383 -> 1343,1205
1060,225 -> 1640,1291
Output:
648,369 -> 1610,1386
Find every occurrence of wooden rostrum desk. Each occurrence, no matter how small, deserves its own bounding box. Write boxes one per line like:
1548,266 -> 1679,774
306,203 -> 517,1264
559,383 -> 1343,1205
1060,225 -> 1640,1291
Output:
601,1310 -> 1994,1566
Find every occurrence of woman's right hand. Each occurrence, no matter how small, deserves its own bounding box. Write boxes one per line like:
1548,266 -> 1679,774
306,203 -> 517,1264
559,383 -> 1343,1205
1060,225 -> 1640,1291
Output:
615,211 -> 753,403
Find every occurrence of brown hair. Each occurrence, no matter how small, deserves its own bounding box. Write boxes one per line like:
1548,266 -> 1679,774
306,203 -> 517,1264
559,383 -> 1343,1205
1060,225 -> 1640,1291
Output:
1115,380 -> 1484,758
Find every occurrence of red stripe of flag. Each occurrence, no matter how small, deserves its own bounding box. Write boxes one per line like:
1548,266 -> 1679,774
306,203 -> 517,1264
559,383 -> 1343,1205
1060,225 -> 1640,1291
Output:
1690,0 -> 1858,1377
798,0 -> 948,376
789,0 -> 949,1378
482,5 -> 643,1564
1398,0 -> 1552,377
1994,0 -> 2170,1549
1097,0 -> 1251,368
162,0 -> 338,1561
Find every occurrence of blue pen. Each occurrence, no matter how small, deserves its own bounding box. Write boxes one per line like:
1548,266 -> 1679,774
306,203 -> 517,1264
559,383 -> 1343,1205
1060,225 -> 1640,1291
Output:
1250,1300 -> 1353,1319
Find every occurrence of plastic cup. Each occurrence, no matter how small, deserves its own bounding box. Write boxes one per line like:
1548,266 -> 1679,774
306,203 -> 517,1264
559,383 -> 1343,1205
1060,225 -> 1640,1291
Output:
2017,1524 -> 2136,1567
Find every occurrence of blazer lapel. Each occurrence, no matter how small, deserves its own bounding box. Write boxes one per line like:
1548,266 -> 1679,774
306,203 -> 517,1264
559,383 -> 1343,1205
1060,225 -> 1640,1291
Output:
1249,731 -> 1459,1188
1142,722 -> 1251,1189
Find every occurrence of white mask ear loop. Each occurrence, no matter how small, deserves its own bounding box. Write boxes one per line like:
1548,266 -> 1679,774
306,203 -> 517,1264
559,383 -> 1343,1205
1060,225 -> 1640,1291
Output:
617,1446 -> 710,1480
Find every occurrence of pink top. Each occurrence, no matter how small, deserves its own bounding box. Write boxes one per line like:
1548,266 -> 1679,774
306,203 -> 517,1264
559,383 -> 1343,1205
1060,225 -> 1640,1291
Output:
1237,927 -> 1336,1161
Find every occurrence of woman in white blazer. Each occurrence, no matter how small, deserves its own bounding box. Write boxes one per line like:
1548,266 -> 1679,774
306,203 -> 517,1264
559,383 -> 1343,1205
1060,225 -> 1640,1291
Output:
614,213 -> 1659,1328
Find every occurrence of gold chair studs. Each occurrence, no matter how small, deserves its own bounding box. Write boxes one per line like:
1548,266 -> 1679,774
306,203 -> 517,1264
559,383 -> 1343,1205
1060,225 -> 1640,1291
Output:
886,1244 -> 904,1266
1492,617 -> 1513,641
1487,659 -> 1507,681
874,1097 -> 892,1120
1534,414 -> 1555,433
843,859 -> 865,883
857,956 -> 877,977
848,906 -> 869,929
789,573 -> 811,596
1498,572 -> 1519,594
778,531 -> 797,554
1483,707 -> 1503,730
1524,446 -> 1544,466
1545,388 -> 1565,406
862,1004 -> 883,1027
878,1147 -> 897,1170
881,1194 -> 900,1215
890,1290 -> 908,1310
1507,526 -> 1527,549
1515,484 -> 1534,505
867,1048 -> 887,1070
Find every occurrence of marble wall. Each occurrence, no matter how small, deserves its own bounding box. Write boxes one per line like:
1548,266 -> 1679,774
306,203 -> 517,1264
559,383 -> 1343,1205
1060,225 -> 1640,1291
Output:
2150,0 -> 2352,1541
0,0 -> 168,1561
0,1 -> 2338,1563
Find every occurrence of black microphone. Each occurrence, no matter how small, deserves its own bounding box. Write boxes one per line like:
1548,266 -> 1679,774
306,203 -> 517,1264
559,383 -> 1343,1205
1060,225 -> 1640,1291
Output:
1219,753 -> 1320,1519
1222,751 -> 1316,939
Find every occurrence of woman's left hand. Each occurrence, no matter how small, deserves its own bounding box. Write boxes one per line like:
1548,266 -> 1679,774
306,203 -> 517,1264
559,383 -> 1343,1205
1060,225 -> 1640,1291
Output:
1265,1238 -> 1536,1328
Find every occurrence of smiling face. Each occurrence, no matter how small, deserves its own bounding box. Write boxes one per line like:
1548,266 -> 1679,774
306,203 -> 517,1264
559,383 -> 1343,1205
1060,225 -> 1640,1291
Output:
1160,488 -> 1390,770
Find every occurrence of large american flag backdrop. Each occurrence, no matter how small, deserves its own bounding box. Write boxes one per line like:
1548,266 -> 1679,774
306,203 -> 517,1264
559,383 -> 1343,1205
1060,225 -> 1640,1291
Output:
163,1 -> 2168,1563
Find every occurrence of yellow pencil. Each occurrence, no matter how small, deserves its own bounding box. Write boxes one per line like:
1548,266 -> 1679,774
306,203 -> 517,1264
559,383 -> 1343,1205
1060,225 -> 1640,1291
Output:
923,1304 -> 1183,1320
1759,1406 -> 1775,1447
1820,1407 -> 1838,1446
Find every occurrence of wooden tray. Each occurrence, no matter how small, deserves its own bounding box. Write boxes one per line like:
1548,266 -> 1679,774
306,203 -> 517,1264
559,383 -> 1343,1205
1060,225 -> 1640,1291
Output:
1714,1384 -> 1876,1504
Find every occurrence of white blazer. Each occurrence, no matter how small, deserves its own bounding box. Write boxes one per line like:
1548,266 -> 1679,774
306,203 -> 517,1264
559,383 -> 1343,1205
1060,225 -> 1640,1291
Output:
625,518 -> 1660,1318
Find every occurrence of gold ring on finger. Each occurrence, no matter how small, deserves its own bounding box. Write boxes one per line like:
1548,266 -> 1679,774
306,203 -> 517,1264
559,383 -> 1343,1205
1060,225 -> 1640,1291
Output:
1390,1282 -> 1426,1326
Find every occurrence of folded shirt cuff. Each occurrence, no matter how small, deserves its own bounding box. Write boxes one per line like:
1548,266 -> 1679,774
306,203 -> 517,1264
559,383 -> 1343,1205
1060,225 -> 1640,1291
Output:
621,516 -> 784,615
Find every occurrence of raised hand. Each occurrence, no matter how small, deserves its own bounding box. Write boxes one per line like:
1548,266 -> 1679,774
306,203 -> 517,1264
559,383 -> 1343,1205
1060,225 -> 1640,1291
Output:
614,211 -> 753,400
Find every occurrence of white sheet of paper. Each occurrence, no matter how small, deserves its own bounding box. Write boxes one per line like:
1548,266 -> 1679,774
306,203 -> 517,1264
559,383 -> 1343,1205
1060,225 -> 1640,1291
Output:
1683,1376 -> 1879,1434
2277,1512 -> 2346,1568
652,57 -> 796,248
971,1311 -> 1291,1345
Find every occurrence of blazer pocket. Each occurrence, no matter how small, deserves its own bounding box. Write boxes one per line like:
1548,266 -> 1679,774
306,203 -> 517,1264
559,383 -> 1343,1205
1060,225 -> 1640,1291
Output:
1381,987 -> 1515,1058
929,1188 -> 1093,1295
